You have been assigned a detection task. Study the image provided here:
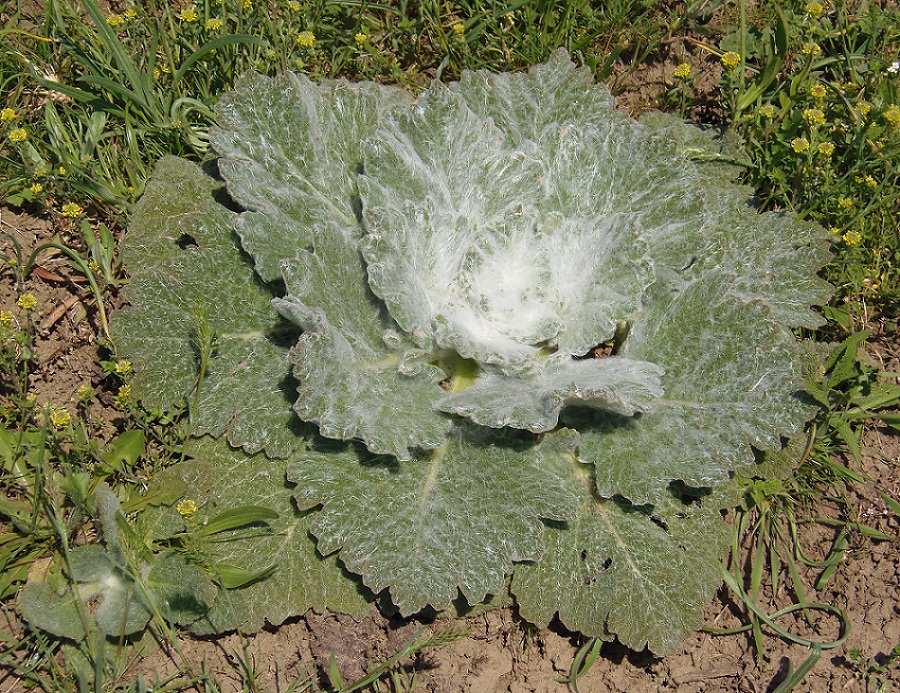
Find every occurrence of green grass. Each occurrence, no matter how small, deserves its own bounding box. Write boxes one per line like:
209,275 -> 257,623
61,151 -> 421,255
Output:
1,0 -> 900,690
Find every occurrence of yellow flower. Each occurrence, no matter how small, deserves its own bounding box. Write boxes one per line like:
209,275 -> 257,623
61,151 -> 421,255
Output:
354,32 -> 368,46
801,42 -> 820,55
802,108 -> 826,128
177,499 -> 198,517
57,165 -> 68,175
30,183 -> 43,194
674,62 -> 691,79
0,310 -> 13,326
242,0 -> 252,10
837,197 -> 853,210
721,51 -> 741,70
856,101 -> 871,118
106,13 -> 124,26
114,384 -> 132,407
817,141 -> 835,156
759,104 -> 776,119
61,202 -> 84,218
76,384 -> 94,402
124,8 -> 137,19
806,1 -> 824,17
842,230 -> 862,246
50,407 -> 71,429
287,0 -> 301,9
88,259 -> 101,273
809,84 -> 827,100
205,18 -> 222,30
296,30 -> 315,47
884,105 -> 900,127
0,107 -> 15,122
17,293 -> 37,311
451,22 -> 465,35
179,6 -> 199,21
114,359 -> 133,377
8,128 -> 27,143
791,137 -> 810,153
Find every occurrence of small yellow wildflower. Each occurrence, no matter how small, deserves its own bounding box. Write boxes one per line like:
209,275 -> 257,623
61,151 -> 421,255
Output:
287,0 -> 301,9
817,141 -> 835,156
114,359 -> 133,377
106,13 -> 124,27
114,384 -> 132,407
57,165 -> 68,176
806,1 -> 824,17
17,293 -> 37,311
50,407 -> 71,429
179,6 -> 199,22
61,202 -> 84,218
842,230 -> 862,246
809,84 -> 827,100
30,183 -> 43,194
451,22 -> 465,36
205,18 -> 223,31
124,8 -> 137,19
0,107 -> 15,122
862,174 -> 877,189
354,32 -> 368,46
242,0 -> 252,10
177,499 -> 198,517
801,42 -> 820,56
721,51 -> 741,70
759,104 -> 776,119
803,108 -> 826,128
856,101 -> 871,118
0,310 -> 13,326
76,384 -> 94,402
884,105 -> 900,127
837,196 -> 853,210
88,259 -> 101,273
674,62 -> 692,79
296,30 -> 315,47
8,128 -> 27,143
791,137 -> 810,153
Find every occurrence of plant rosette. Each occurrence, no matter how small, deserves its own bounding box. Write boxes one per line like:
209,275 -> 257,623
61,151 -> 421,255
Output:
27,51 -> 833,654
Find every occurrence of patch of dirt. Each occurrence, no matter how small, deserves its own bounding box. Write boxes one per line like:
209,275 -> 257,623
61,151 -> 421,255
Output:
0,207 -> 112,417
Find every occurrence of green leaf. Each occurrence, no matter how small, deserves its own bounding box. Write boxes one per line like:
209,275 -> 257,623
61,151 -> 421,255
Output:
212,74 -> 413,282
512,491 -> 731,655
290,427 -> 581,614
146,551 -> 217,625
436,356 -> 664,431
144,437 -> 370,634
274,221 -> 450,459
112,156 -> 305,458
578,272 -> 815,504
101,430 -> 145,471
197,505 -> 279,537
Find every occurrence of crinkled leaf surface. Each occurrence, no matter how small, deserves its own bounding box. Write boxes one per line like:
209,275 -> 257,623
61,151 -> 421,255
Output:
112,156 -> 302,457
512,487 -> 731,655
144,437 -> 370,634
273,222 -> 450,460
289,427 -> 581,614
359,85 -> 654,368
212,74 -> 412,282
577,272 -> 815,504
436,356 -> 664,432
